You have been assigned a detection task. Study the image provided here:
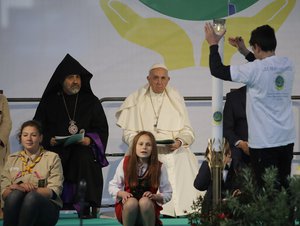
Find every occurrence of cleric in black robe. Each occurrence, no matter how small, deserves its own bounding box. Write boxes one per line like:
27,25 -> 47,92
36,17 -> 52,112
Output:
34,53 -> 109,218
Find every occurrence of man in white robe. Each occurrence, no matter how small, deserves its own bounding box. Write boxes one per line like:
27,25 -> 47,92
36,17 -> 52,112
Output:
115,63 -> 201,217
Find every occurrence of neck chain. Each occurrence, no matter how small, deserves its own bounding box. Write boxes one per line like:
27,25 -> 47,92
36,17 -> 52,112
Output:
149,92 -> 165,129
62,92 -> 79,134
19,147 -> 45,176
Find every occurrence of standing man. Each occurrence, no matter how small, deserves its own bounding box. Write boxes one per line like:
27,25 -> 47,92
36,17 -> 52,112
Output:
223,86 -> 250,169
205,23 -> 295,189
223,36 -> 260,170
34,54 -> 109,218
0,93 -> 12,218
115,63 -> 200,217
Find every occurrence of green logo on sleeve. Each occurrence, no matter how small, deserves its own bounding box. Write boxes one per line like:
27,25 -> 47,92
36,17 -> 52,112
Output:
275,75 -> 284,90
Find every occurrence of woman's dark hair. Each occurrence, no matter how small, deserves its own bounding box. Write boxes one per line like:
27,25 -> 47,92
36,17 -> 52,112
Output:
17,120 -> 43,143
249,24 -> 277,51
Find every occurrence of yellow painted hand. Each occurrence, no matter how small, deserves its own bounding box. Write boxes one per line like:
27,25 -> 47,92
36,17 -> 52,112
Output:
200,0 -> 296,66
100,0 -> 194,70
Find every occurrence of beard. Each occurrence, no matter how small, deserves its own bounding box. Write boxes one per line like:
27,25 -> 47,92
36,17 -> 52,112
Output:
69,85 -> 80,94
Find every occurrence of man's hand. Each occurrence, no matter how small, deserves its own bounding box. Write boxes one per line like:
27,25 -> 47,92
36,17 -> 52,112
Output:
237,140 -> 249,156
168,139 -> 182,151
204,22 -> 226,46
228,36 -> 250,56
50,137 -> 57,146
79,137 -> 91,146
232,189 -> 241,197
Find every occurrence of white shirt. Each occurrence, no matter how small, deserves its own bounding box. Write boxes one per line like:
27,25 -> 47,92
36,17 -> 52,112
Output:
230,56 -> 296,148
108,158 -> 172,205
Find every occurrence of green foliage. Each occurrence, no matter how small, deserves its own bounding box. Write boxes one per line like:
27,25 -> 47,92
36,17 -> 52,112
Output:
186,167 -> 300,226
186,195 -> 228,226
185,195 -> 203,226
289,175 -> 300,221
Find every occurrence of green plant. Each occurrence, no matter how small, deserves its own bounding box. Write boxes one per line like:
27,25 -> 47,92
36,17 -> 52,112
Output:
289,175 -> 300,222
185,195 -> 203,226
225,167 -> 291,226
186,167 -> 300,226
185,193 -> 231,226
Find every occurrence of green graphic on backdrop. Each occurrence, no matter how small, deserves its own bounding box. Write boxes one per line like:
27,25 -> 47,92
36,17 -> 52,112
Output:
100,0 -> 194,69
100,0 -> 296,70
140,0 -> 258,20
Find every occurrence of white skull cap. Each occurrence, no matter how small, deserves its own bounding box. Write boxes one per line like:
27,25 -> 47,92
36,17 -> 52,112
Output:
149,63 -> 168,72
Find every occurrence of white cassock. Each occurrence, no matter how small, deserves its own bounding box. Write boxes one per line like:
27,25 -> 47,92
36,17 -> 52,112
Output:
115,84 -> 201,216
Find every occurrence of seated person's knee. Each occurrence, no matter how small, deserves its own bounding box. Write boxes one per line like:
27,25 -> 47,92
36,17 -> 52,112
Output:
138,197 -> 154,211
22,191 -> 43,208
123,197 -> 139,211
5,190 -> 25,204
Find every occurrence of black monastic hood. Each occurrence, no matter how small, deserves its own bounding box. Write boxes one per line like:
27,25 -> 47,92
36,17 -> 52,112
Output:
40,54 -> 94,99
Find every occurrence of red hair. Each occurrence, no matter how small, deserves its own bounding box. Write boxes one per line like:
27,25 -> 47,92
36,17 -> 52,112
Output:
126,131 -> 160,189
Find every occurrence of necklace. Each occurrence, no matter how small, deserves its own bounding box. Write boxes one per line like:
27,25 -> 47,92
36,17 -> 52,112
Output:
62,92 -> 79,134
149,91 -> 165,129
